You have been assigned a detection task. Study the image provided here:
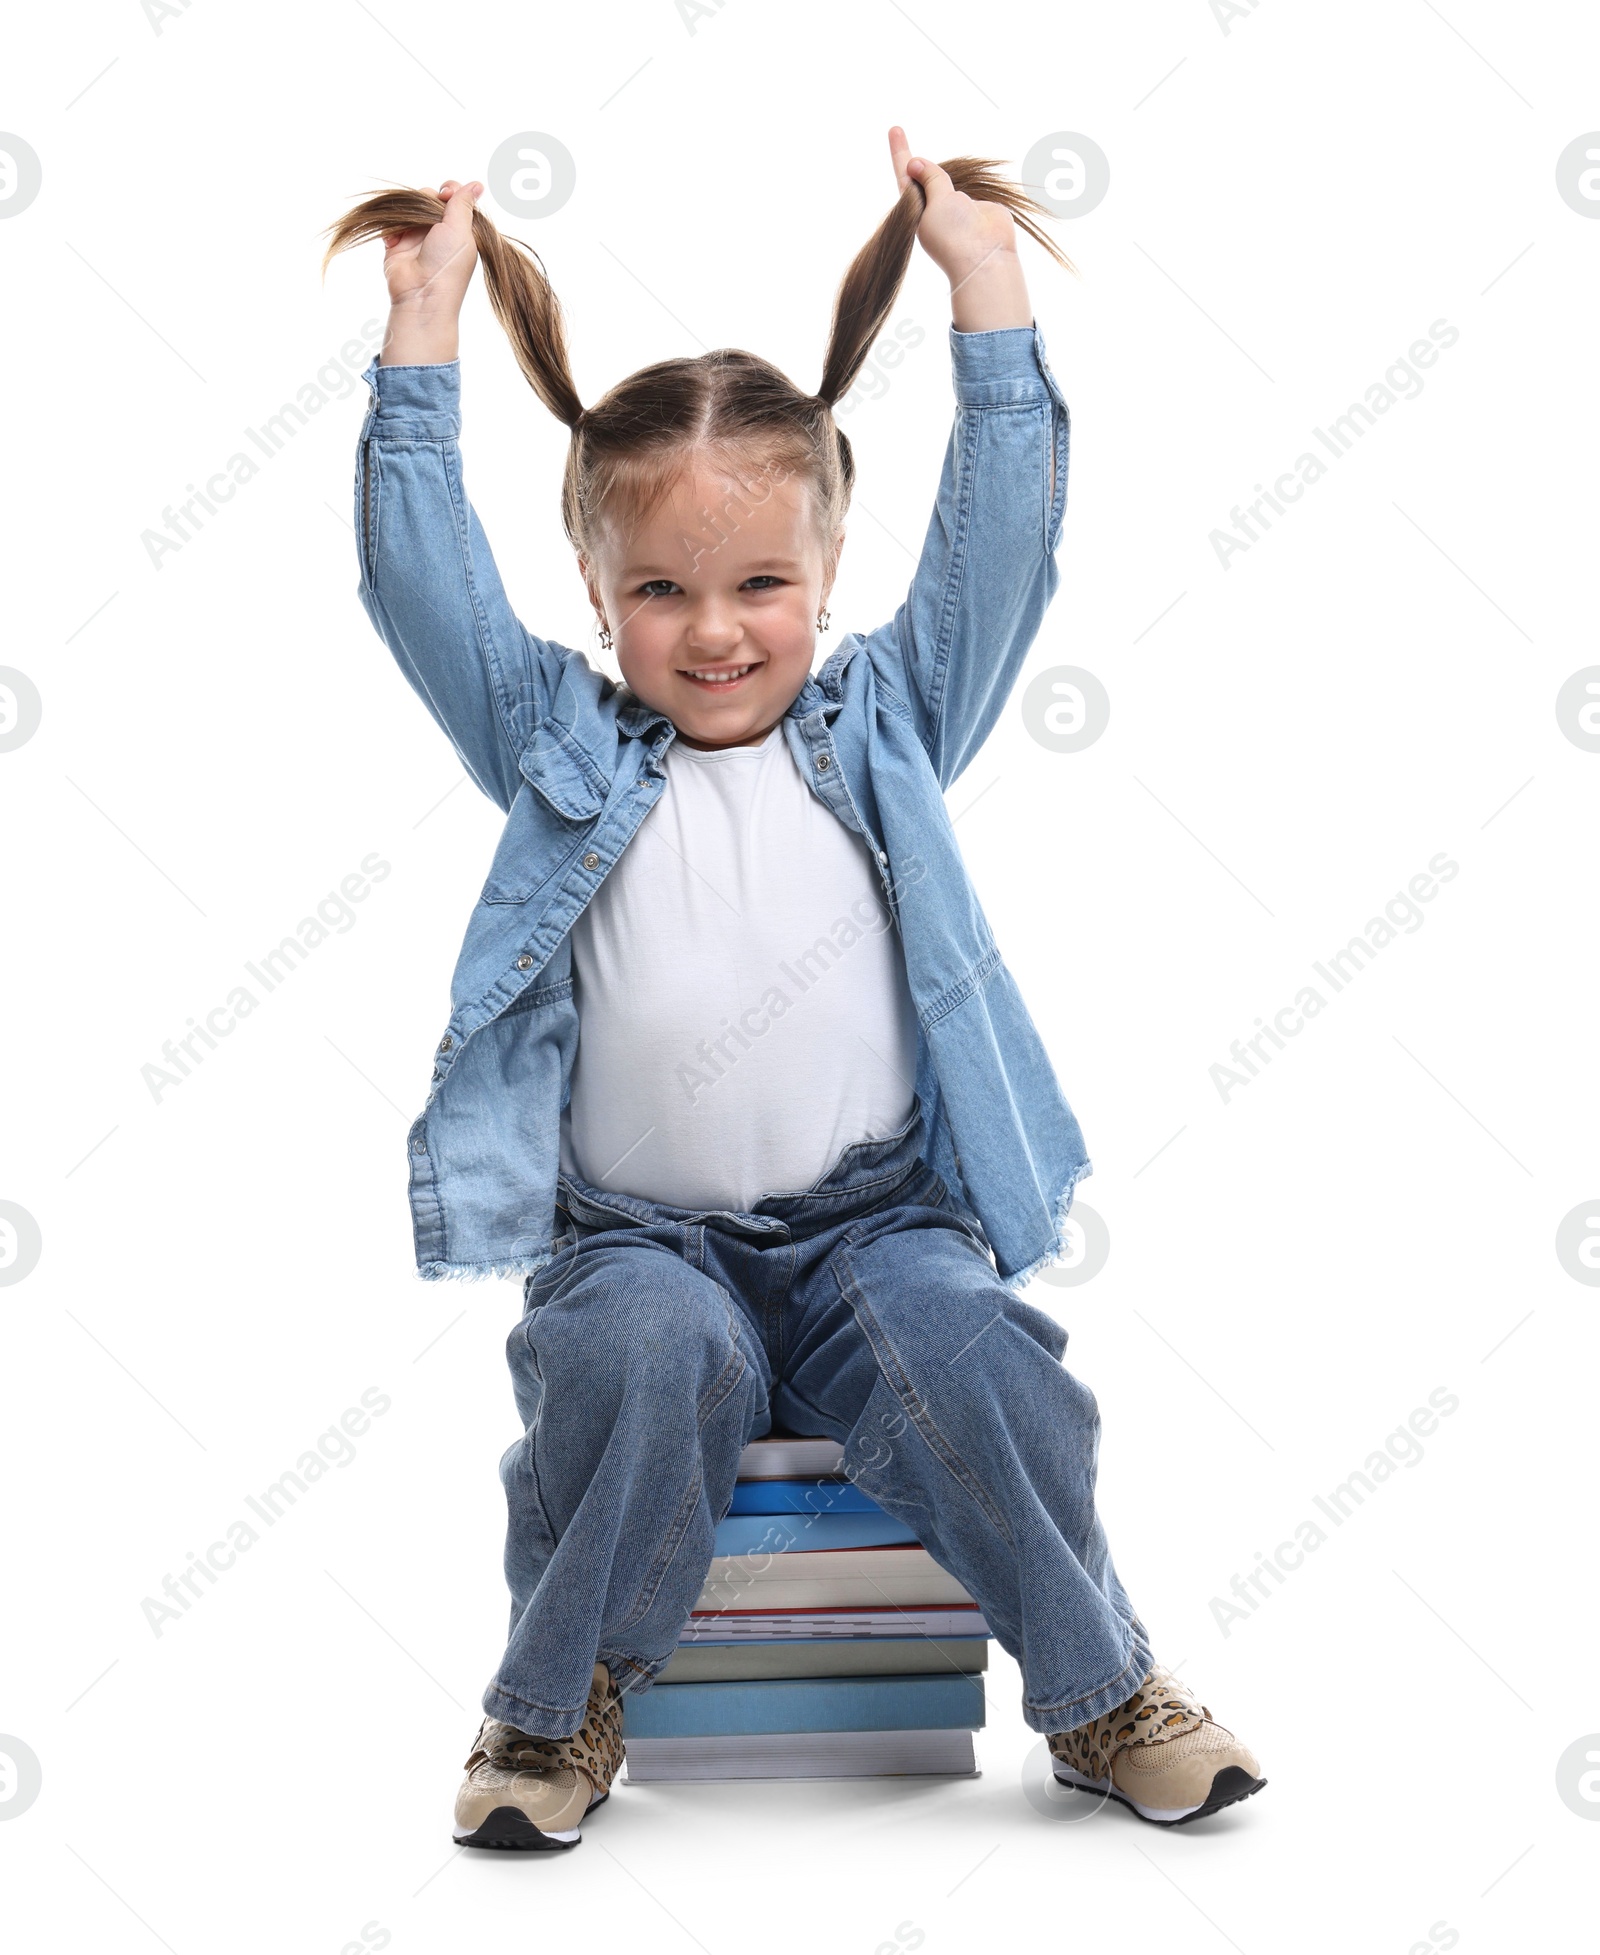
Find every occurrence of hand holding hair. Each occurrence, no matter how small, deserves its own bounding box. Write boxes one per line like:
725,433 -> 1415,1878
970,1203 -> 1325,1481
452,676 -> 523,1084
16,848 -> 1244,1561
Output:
381,179 -> 481,309
881,124 -> 1064,335
813,131 -> 1075,399
889,127 -> 1024,286
322,177 -> 583,415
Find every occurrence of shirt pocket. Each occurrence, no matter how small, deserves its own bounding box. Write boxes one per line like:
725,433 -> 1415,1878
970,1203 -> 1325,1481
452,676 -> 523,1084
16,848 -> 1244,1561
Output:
480,720 -> 610,904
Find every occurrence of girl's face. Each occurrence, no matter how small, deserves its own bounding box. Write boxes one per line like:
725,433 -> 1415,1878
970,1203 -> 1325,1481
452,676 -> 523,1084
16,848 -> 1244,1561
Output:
581,456 -> 841,750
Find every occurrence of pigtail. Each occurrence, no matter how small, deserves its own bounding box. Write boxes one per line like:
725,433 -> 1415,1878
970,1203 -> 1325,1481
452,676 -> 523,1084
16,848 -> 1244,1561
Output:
321,188 -> 586,428
815,157 -> 1076,410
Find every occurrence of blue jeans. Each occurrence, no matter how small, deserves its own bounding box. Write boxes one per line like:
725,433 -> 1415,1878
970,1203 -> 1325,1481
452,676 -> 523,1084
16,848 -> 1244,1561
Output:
488,1106 -> 1152,1740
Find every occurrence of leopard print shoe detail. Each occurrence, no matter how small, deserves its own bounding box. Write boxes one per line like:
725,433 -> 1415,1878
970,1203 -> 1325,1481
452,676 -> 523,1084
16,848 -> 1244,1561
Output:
1049,1664 -> 1207,1782
453,1661 -> 625,1851
1046,1663 -> 1265,1827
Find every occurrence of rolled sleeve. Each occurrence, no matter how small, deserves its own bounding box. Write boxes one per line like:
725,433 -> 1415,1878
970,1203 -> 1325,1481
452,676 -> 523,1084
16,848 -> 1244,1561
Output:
949,321 -> 1068,415
360,356 -> 462,440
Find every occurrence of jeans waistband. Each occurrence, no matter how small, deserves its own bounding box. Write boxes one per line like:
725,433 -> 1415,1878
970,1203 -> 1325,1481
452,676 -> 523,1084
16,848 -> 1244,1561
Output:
556,1100 -> 933,1241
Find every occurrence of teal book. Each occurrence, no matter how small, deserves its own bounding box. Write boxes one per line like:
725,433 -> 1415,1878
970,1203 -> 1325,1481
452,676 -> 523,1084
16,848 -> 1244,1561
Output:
712,1511 -> 917,1555
620,1671 -> 986,1739
727,1479 -> 884,1516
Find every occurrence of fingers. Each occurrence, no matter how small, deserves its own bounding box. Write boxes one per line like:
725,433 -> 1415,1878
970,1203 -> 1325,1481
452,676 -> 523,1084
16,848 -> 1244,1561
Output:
909,155 -> 953,208
888,128 -> 952,211
888,124 -> 911,192
381,175 -> 478,258
439,178 -> 482,239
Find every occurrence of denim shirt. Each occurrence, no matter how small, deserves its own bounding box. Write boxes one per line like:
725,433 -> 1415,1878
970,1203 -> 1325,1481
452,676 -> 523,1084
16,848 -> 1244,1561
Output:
354,322 -> 1091,1286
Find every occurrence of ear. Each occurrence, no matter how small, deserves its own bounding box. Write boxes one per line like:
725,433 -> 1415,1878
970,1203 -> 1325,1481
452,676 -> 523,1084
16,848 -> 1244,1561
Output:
821,526 -> 846,601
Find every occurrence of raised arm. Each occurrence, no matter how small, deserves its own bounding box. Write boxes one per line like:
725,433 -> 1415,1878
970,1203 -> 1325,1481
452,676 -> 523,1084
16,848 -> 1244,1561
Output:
353,179 -> 567,813
859,321 -> 1068,788
856,139 -> 1070,788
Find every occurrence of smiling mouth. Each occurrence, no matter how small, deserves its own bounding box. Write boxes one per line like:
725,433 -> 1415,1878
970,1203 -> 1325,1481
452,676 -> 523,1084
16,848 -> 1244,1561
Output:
680,663 -> 759,689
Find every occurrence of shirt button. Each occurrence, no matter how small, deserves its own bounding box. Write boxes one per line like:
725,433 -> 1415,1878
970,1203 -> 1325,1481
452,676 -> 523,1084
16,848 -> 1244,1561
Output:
877,850 -> 888,863
516,953 -> 533,970
815,754 -> 831,772
412,1139 -> 427,1155
583,851 -> 600,870
438,1034 -> 453,1053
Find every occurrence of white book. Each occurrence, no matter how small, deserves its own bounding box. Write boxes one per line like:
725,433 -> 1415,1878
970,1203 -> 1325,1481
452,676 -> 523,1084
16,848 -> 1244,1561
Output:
624,1726 -> 978,1781
694,1546 -> 973,1614
680,1606 -> 992,1642
736,1435 -> 847,1478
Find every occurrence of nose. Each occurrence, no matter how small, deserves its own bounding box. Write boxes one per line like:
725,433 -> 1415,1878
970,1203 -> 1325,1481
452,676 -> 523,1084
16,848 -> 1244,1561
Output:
684,597 -> 743,659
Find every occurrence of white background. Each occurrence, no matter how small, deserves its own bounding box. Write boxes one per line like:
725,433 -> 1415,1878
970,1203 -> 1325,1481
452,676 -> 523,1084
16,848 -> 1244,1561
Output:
2,1 -> 1596,1949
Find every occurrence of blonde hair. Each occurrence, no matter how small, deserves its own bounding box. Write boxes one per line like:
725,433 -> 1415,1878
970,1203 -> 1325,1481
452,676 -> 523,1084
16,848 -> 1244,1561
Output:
323,160 -> 1074,564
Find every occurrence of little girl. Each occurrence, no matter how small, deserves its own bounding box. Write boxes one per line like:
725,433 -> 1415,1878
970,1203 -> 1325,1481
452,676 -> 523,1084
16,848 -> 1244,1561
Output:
324,128 -> 1264,1846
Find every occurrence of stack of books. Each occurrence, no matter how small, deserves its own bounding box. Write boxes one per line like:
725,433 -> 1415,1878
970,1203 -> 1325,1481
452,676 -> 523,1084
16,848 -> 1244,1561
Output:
622,1429 -> 992,1782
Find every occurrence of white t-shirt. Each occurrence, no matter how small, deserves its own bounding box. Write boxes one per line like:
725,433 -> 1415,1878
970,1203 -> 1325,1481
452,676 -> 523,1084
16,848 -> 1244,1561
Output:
561,724 -> 919,1211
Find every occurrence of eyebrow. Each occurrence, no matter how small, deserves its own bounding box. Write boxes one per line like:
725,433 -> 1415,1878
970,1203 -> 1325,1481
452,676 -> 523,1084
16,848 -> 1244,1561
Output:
621,557 -> 807,579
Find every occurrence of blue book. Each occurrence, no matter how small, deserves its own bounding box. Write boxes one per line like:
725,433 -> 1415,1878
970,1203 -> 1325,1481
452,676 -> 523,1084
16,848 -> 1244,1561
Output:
712,1511 -> 918,1556
727,1478 -> 884,1516
621,1671 -> 986,1738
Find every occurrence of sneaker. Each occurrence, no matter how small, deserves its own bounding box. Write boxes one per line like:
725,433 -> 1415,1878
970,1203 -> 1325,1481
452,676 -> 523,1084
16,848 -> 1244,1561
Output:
453,1661 -> 624,1850
1046,1663 -> 1265,1826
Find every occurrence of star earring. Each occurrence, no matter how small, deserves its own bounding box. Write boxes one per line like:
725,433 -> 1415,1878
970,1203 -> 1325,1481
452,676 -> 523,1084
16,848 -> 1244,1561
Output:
816,607 -> 831,631
598,620 -> 613,650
